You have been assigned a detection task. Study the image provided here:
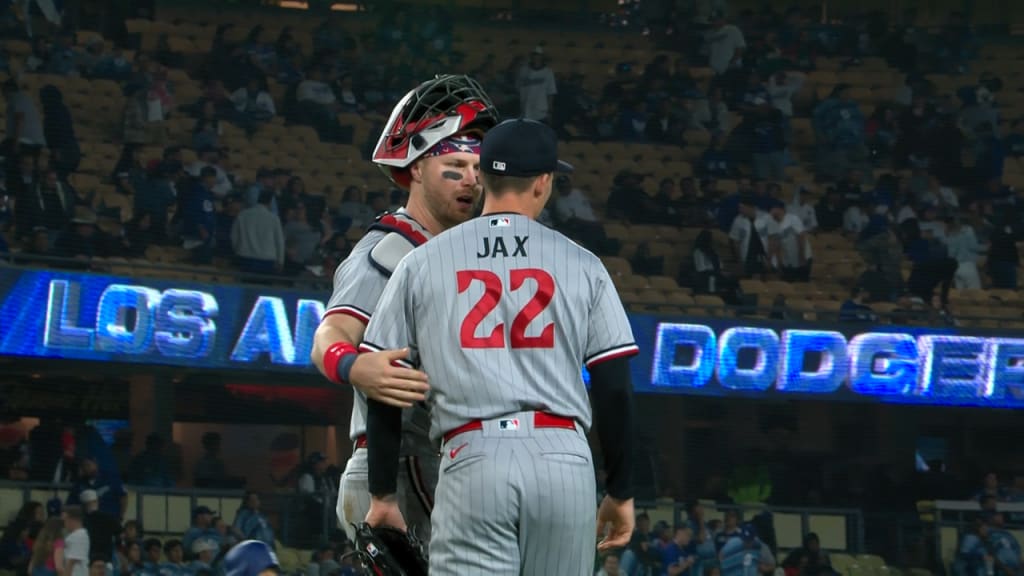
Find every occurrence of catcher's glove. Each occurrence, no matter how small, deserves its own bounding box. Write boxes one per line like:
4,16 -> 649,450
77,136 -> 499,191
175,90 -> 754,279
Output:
348,522 -> 428,576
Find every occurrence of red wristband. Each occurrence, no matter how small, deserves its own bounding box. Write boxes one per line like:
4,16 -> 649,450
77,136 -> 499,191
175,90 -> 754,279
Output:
323,341 -> 358,384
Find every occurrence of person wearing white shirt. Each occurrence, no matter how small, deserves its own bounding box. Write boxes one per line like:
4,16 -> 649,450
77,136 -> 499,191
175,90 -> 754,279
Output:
767,71 -> 805,118
554,179 -> 598,223
843,204 -> 869,236
768,202 -> 812,281
63,506 -> 90,576
946,218 -> 986,289
786,187 -> 818,232
230,79 -> 276,121
517,47 -> 557,122
187,148 -> 233,198
729,198 -> 772,276
297,68 -> 337,106
703,13 -> 746,75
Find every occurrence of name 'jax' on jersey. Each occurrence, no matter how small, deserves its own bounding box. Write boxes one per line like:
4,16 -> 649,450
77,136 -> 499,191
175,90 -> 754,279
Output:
323,209 -> 433,453
360,211 -> 638,442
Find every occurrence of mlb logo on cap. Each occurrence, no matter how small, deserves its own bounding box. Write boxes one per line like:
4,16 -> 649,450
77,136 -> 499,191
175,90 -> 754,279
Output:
489,216 -> 511,227
492,161 -> 506,172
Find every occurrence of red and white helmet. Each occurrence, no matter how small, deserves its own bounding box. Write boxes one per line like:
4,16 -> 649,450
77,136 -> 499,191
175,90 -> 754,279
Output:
372,74 -> 499,189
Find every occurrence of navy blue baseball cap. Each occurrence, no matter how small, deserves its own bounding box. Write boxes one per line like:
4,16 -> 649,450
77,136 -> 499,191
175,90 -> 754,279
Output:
481,118 -> 573,177
740,523 -> 757,540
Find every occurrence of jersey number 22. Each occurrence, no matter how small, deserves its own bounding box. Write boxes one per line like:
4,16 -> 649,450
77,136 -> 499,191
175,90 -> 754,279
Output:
456,268 -> 555,349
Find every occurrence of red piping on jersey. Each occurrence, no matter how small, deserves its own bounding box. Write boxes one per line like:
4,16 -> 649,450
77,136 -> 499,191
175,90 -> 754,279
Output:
323,306 -> 370,325
441,412 -> 576,445
354,435 -> 367,449
585,345 -> 640,369
368,214 -> 429,246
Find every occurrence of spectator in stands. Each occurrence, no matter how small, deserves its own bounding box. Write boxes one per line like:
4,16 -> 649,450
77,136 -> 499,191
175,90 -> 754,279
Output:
699,133 -> 737,179
126,433 -> 173,488
40,85 -> 80,177
768,201 -> 812,282
193,432 -> 226,489
159,540 -> 187,576
122,84 -> 155,146
553,174 -> 606,242
188,147 -> 233,198
306,546 -> 334,576
4,80 -> 46,148
296,67 -> 343,140
839,284 -> 878,323
141,539 -> 162,574
67,456 -> 126,520
842,202 -> 870,237
232,188 -> 285,275
945,217 -> 985,289
182,166 -> 218,264
192,101 -> 223,152
730,197 -> 772,277
720,524 -> 775,576
977,473 -> 1012,502
230,77 -> 276,131
985,512 -> 1021,576
15,163 -> 72,243
80,491 -> 120,565
335,186 -> 374,231
117,541 -> 143,576
690,86 -> 733,135
182,508 -> 221,555
517,46 -> 557,123
63,507 -> 89,576
703,11 -> 746,77
284,203 -> 325,265
690,229 -> 740,304
954,517 -> 991,576
1,501 -> 43,572
48,33 -> 80,77
189,539 -> 219,574
661,526 -> 696,576
902,219 -> 957,311
781,533 -> 833,576
767,70 -> 804,134
232,492 -> 274,547
606,170 -> 650,222
27,516 -> 65,576
813,85 -> 866,180
645,99 -> 685,145
596,553 -> 623,576
714,511 -> 742,553
245,168 -> 277,212
814,188 -> 843,233
742,76 -> 786,182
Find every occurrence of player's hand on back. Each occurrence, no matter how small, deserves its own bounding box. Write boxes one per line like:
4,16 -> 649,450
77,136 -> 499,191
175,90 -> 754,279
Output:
350,348 -> 430,408
596,494 -> 635,552
366,494 -> 408,532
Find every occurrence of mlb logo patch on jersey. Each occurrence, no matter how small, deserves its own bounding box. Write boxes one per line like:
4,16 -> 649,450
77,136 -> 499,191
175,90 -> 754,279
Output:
489,216 -> 511,228
366,543 -> 379,557
499,418 -> 520,431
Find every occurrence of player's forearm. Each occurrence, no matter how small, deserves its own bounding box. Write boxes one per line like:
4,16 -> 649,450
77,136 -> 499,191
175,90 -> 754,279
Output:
589,356 -> 635,500
366,398 -> 402,496
311,316 -> 364,377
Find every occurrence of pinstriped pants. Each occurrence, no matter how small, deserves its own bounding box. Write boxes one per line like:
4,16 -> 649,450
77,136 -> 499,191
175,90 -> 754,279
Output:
429,413 -> 596,576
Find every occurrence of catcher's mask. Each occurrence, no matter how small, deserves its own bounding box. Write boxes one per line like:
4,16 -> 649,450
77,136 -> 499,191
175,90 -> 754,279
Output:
372,74 -> 499,189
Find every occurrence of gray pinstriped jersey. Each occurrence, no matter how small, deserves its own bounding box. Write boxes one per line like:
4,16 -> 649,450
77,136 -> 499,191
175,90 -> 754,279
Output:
324,210 -> 433,451
362,213 -> 639,442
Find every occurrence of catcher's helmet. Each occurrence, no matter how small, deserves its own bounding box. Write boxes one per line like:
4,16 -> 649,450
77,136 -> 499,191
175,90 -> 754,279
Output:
225,541 -> 279,576
372,74 -> 498,188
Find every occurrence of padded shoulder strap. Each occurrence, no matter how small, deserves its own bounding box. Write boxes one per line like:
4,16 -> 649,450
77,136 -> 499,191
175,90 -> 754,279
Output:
367,213 -> 431,277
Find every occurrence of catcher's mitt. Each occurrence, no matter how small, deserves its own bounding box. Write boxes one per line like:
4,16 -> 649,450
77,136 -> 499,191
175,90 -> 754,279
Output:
348,522 -> 428,576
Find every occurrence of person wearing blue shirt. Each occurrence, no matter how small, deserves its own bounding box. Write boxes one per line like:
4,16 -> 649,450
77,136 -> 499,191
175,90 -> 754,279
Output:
955,518 -> 991,576
183,167 -> 219,264
188,539 -> 220,576
182,508 -> 222,557
66,456 -> 126,520
662,526 -> 697,576
714,511 -> 742,553
139,539 -> 164,576
158,541 -> 189,576
986,513 -> 1021,576
720,524 -> 774,576
233,493 -> 274,548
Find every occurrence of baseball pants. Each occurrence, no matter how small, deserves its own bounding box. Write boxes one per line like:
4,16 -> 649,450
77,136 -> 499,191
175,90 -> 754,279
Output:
429,411 -> 597,576
336,447 -> 439,542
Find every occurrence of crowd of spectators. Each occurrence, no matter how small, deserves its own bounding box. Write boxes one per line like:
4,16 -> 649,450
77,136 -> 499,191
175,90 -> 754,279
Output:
0,2 -> 1017,325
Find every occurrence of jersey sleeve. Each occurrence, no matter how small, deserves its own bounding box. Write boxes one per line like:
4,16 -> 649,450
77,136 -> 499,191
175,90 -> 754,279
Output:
360,257 -> 418,369
324,251 -> 389,325
584,262 -> 639,369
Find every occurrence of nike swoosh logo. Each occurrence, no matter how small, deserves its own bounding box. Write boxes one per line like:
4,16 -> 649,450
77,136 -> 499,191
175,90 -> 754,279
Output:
448,443 -> 468,460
